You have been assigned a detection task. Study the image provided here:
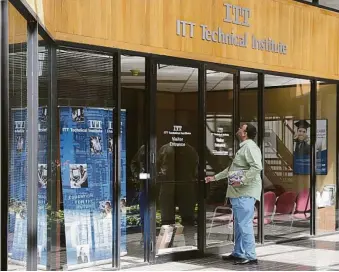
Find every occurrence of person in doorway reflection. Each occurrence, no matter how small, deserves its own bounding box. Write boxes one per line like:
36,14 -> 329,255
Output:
157,142 -> 199,247
130,145 -> 146,245
104,201 -> 112,219
294,120 -> 311,156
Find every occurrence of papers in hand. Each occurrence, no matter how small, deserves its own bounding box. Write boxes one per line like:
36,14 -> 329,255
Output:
228,170 -> 245,185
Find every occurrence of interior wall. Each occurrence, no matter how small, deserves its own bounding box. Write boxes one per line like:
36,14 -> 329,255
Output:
168,85 -> 335,195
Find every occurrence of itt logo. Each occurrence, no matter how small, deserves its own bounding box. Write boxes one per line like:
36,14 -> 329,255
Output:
173,125 -> 182,132
88,120 -> 102,129
15,121 -> 25,129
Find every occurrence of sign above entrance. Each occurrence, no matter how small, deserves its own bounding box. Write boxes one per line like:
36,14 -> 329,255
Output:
176,2 -> 288,55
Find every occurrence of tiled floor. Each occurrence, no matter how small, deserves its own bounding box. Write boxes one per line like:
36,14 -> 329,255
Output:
123,233 -> 339,271
9,233 -> 339,271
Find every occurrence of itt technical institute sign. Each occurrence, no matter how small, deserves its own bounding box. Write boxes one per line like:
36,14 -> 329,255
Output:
176,2 -> 288,55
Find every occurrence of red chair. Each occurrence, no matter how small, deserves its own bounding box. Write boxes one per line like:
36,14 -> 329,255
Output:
272,191 -> 297,227
291,188 -> 311,228
253,191 -> 276,225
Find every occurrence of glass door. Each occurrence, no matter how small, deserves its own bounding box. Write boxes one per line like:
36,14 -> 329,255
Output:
120,55 -> 149,268
205,66 -> 236,252
152,61 -> 200,256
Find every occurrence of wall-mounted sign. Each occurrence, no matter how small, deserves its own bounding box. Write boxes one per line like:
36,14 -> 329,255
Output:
176,3 -> 288,55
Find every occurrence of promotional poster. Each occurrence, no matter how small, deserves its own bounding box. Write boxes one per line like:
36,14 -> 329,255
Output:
59,107 -> 126,269
293,119 -> 328,175
10,108 -> 48,267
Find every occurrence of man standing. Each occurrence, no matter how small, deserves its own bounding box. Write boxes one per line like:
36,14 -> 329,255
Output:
206,123 -> 262,265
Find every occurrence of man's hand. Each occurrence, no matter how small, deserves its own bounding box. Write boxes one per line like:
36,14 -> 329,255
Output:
205,176 -> 215,183
230,181 -> 242,187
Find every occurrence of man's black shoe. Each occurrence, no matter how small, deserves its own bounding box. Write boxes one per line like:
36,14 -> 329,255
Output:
234,258 -> 258,265
222,254 -> 242,261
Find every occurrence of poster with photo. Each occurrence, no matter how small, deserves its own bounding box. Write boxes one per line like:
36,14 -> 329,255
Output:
10,107 -> 48,268
59,107 -> 127,269
293,119 -> 327,175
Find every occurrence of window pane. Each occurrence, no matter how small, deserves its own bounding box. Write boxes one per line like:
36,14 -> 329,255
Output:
264,75 -> 311,242
37,36 -> 49,269
316,82 -> 337,234
239,72 -> 259,242
57,49 -> 114,270
8,3 -> 28,270
320,0 -> 339,10
121,55 -> 147,268
205,70 -> 234,248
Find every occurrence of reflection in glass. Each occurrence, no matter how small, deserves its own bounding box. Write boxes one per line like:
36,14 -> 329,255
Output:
264,75 -> 311,242
57,49 -> 114,270
205,70 -> 234,248
315,83 -> 337,234
156,65 -> 198,255
121,55 -> 147,267
320,0 -> 339,10
36,37 -> 49,269
239,72 -> 259,242
8,3 -> 28,270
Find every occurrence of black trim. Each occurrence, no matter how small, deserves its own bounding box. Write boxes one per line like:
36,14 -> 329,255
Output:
233,71 -> 240,151
295,0 -> 339,13
57,41 -> 339,84
258,73 -> 265,244
153,56 -> 200,69
38,24 -> 55,44
112,51 -> 121,268
197,63 -> 206,253
336,84 -> 339,231
146,56 -> 157,264
46,44 -> 58,271
0,0 -> 9,270
310,80 -> 317,236
27,20 -> 39,271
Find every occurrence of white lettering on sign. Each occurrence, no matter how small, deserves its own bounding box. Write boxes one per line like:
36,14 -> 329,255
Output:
88,120 -> 102,129
223,3 -> 251,27
175,2 -> 288,55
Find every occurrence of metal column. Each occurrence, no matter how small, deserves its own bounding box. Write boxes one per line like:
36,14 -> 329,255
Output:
112,51 -> 121,269
197,63 -> 206,255
26,20 -> 39,271
310,80 -> 317,236
257,73 -> 265,243
146,57 -> 157,264
336,84 -> 339,231
46,45 -> 58,271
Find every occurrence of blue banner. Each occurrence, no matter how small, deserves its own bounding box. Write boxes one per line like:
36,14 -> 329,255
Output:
9,108 -> 48,267
59,107 -> 126,269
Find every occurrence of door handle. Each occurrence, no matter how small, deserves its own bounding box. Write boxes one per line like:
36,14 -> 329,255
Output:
139,173 -> 150,180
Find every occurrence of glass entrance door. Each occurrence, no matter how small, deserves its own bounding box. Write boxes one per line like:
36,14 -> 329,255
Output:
120,55 -> 149,267
205,66 -> 236,252
153,62 -> 200,256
